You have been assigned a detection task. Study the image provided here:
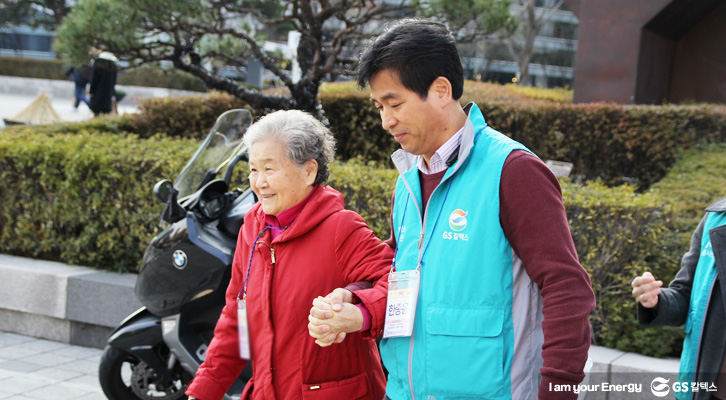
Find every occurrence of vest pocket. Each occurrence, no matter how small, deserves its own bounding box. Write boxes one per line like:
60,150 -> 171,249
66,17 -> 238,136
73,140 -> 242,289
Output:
301,372 -> 369,400
425,306 -> 507,397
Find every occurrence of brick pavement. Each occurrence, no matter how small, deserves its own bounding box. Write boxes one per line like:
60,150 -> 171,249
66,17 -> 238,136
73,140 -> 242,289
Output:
0,331 -> 105,400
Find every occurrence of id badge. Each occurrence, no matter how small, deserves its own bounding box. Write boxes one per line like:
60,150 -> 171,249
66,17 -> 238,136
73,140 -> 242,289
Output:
237,299 -> 251,360
383,269 -> 420,338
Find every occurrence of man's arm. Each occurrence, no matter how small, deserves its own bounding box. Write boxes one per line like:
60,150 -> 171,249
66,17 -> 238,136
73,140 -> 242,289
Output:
309,195 -> 397,345
500,150 -> 595,400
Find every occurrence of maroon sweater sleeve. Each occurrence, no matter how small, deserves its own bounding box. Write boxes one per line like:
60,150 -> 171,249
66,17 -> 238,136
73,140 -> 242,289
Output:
500,150 -> 595,400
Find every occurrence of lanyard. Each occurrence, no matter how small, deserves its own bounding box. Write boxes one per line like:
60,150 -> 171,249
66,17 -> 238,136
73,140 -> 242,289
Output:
237,224 -> 289,301
392,179 -> 453,272
390,200 -> 410,273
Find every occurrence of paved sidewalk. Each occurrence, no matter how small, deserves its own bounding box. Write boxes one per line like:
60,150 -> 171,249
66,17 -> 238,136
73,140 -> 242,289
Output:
0,331 -> 105,400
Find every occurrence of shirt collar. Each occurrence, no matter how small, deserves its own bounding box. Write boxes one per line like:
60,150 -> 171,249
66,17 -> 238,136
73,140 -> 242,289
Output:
417,127 -> 464,175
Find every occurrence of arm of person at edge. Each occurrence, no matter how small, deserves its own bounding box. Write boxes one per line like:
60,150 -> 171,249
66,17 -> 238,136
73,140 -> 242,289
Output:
632,215 -> 706,327
185,226 -> 251,400
307,211 -> 392,346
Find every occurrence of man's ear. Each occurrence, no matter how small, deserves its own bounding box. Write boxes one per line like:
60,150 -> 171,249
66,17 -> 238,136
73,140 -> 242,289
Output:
429,76 -> 453,106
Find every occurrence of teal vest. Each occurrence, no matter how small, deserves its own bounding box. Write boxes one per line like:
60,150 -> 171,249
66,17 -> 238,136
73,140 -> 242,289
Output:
381,104 -> 529,400
676,210 -> 726,400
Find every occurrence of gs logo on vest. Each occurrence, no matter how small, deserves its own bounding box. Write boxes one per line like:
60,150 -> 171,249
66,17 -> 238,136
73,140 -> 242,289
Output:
443,209 -> 469,241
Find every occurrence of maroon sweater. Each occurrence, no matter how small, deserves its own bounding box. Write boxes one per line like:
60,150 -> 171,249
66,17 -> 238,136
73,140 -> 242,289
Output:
385,150 -> 595,400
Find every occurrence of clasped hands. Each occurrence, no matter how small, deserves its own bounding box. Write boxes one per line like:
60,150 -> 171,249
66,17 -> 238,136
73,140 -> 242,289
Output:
308,288 -> 364,347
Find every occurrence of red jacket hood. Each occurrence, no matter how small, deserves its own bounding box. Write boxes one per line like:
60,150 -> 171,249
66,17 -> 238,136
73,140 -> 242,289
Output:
245,185 -> 345,243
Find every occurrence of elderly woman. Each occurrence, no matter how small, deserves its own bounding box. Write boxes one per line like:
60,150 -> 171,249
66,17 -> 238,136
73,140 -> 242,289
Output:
185,110 -> 390,400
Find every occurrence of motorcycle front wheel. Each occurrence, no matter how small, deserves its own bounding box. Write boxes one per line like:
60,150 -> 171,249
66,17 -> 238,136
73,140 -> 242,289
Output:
99,345 -> 191,400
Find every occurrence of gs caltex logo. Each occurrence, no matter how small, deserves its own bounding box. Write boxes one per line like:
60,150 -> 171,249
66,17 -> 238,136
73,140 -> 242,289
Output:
448,209 -> 468,231
443,209 -> 469,241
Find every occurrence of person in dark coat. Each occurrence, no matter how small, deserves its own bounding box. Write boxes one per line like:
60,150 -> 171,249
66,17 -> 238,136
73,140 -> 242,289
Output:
89,51 -> 118,116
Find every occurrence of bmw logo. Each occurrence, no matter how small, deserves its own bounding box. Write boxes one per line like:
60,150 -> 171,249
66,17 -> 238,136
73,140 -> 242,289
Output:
173,250 -> 187,269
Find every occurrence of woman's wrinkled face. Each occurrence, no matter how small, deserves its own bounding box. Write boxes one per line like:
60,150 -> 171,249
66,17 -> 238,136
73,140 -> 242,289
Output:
248,138 -> 317,216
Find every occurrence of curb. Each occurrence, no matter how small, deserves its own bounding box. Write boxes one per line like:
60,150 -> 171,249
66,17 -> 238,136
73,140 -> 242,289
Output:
0,254 -> 141,349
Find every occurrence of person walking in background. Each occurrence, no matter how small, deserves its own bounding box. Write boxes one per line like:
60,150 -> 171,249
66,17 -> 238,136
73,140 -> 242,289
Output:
308,19 -> 595,400
632,197 -> 726,400
65,64 -> 91,111
89,50 -> 118,116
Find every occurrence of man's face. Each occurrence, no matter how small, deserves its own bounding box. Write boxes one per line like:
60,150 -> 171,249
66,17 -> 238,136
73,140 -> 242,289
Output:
369,70 -> 446,160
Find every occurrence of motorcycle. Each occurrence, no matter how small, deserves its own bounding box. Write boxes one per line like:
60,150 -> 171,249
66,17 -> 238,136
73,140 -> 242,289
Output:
99,109 -> 256,400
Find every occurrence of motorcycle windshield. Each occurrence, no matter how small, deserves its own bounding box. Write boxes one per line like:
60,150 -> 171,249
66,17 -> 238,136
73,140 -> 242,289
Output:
174,109 -> 253,199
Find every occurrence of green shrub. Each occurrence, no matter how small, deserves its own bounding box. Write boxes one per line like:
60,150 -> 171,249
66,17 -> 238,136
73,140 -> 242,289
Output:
30,81 -> 724,192
562,179 -> 684,357
328,158 -> 398,238
321,95 -> 395,166
502,83 -> 573,103
0,56 -> 67,80
477,102 -> 726,189
123,91 -> 248,139
325,81 -> 726,189
0,130 -> 394,271
11,114 -> 136,136
0,128 -> 196,272
651,142 -> 726,241
0,128 -> 689,357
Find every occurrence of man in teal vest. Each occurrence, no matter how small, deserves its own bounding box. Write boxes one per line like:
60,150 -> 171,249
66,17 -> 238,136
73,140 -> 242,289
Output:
307,19 -> 595,400
633,198 -> 726,400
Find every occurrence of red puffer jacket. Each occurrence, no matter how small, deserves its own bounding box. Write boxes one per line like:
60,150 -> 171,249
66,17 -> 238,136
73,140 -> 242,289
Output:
186,185 -> 390,400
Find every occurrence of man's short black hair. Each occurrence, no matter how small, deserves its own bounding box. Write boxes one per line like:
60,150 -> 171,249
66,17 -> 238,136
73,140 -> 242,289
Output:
357,19 -> 464,100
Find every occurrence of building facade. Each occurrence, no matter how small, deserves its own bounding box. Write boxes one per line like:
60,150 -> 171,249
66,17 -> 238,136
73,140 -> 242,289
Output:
568,0 -> 726,104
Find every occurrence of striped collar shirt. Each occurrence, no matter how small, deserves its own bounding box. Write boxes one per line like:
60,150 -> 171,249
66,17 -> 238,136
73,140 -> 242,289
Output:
417,127 -> 464,174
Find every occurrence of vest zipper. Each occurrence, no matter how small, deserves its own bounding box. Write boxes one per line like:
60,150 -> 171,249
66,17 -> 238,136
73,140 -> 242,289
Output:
399,166 -> 459,400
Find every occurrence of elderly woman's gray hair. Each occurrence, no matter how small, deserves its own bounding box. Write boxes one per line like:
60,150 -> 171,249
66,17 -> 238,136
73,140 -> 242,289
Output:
243,110 -> 336,186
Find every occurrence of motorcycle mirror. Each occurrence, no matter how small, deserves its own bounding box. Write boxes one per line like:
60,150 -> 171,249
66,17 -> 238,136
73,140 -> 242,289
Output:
222,147 -> 249,185
153,180 -> 173,203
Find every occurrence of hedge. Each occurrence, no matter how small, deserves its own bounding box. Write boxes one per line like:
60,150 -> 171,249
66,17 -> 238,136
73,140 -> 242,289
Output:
0,128 -> 685,357
651,142 -> 726,242
0,129 -> 196,272
0,56 -> 67,80
562,179 -> 683,358
77,84 -> 726,191
478,101 -> 726,189
123,91 -> 248,139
